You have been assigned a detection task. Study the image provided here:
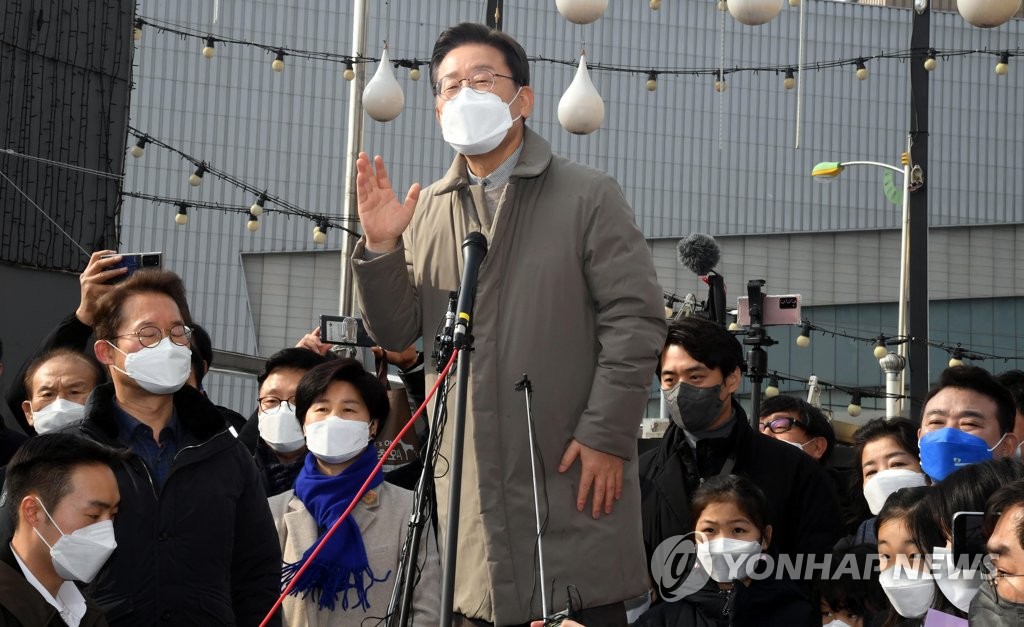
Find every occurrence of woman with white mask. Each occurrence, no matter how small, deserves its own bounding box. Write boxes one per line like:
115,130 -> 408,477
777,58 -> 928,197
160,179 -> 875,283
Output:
634,475 -> 816,626
267,359 -> 439,626
840,418 -> 927,548
21,349 -> 105,435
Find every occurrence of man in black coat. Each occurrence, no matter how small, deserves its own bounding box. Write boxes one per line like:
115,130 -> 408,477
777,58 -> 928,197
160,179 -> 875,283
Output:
640,318 -> 843,566
80,269 -> 281,626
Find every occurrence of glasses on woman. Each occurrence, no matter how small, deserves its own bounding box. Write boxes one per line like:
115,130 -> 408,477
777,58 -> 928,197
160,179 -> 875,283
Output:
258,396 -> 297,413
759,417 -> 806,434
111,324 -> 192,348
434,69 -> 515,101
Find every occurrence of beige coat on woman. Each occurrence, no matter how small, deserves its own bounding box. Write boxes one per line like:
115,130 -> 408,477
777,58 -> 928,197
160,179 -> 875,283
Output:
268,481 -> 440,626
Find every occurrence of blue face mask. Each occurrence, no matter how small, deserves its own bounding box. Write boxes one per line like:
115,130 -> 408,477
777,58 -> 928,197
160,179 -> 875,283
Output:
919,427 -> 1004,482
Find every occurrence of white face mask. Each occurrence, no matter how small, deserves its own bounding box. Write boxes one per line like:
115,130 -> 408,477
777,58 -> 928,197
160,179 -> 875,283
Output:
878,565 -> 935,618
784,438 -> 810,452
108,337 -> 191,395
258,405 -> 306,454
440,87 -> 522,156
823,620 -> 852,627
931,546 -> 982,612
305,417 -> 370,465
33,498 -> 117,583
696,536 -> 764,583
862,468 -> 929,516
30,398 -> 86,434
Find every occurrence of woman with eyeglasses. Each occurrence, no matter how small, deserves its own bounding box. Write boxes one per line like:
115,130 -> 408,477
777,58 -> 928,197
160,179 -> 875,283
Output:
267,358 -> 439,626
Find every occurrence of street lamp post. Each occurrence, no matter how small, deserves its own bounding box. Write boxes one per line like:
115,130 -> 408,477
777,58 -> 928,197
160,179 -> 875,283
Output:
812,135 -> 922,416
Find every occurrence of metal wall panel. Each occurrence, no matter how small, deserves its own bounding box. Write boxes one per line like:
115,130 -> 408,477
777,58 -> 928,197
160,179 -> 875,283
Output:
121,1 -> 1023,411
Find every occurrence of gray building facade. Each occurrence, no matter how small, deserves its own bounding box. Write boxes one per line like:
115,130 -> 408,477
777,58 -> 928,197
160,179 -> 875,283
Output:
121,0 -> 1023,421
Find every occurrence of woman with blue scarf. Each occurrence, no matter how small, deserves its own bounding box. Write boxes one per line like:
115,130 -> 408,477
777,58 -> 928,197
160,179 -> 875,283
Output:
268,358 -> 440,625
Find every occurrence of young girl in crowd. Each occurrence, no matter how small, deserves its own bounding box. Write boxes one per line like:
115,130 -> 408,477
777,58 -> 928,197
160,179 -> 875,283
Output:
875,486 -> 956,627
843,418 -> 926,547
267,358 -> 439,626
815,545 -> 888,627
637,474 -> 816,626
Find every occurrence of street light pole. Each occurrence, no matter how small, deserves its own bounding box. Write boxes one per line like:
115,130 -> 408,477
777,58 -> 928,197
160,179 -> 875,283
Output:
908,1 -> 931,424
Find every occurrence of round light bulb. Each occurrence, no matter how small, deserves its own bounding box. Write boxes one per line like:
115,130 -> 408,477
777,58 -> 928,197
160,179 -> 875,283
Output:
856,66 -> 869,80
717,0 -> 728,11
795,334 -> 810,348
847,402 -> 862,418
924,56 -> 937,71
272,58 -> 285,72
728,322 -> 740,331
714,79 -> 727,92
174,211 -> 188,225
133,26 -> 142,41
188,173 -> 203,187
650,0 -> 662,9
247,215 -> 259,232
202,44 -> 215,59
873,344 -> 888,359
344,64 -> 355,81
995,56 -> 1009,75
130,145 -> 144,158
249,201 -> 264,217
783,74 -> 795,90
646,78 -> 657,92
764,384 -> 780,398
313,228 -> 326,244
409,67 -> 421,81
948,356 -> 964,368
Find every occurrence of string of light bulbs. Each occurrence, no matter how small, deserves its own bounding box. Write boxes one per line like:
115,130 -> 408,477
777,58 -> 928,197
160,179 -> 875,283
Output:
790,318 -> 1024,364
759,369 -> 892,418
132,14 -> 1023,86
126,126 -> 360,241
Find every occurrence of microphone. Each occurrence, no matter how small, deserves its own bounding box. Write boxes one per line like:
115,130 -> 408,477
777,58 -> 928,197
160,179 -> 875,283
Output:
677,233 -> 721,276
453,232 -> 488,349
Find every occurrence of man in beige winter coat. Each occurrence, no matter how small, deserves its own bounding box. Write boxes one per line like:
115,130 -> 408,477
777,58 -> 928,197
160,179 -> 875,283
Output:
352,22 -> 666,626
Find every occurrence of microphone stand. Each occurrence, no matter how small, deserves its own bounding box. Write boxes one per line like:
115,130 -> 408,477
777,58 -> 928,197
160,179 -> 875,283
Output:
385,378 -> 449,625
742,280 -> 776,425
386,293 -> 458,626
439,332 -> 472,625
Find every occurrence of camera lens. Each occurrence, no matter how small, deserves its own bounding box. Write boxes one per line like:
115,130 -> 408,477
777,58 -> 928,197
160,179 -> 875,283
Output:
142,254 -> 160,267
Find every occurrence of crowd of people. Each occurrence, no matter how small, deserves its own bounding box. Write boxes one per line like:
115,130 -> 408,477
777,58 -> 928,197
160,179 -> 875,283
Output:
4,19 -> 1024,627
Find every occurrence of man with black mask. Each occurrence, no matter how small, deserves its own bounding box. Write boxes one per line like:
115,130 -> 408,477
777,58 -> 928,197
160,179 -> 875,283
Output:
639,317 -> 843,562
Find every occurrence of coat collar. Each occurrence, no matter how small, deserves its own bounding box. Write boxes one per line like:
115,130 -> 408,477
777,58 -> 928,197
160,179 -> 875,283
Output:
80,383 -> 228,446
432,127 -> 554,195
0,542 -> 62,626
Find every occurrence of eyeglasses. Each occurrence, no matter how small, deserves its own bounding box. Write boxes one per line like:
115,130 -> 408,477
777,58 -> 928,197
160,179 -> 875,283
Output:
111,324 -> 192,348
982,560 -> 1024,606
258,396 -> 297,413
759,417 -> 807,434
434,69 -> 516,101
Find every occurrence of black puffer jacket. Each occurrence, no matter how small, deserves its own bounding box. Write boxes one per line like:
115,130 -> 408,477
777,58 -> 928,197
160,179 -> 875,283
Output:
640,402 -> 843,562
74,384 -> 282,627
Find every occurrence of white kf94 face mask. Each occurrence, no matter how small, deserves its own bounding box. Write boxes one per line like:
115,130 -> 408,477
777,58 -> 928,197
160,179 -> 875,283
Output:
440,87 -> 522,156
304,417 -> 370,465
862,468 -> 928,516
258,404 -> 306,454
30,399 -> 86,434
34,498 -> 117,583
108,337 -> 191,395
696,537 -> 764,583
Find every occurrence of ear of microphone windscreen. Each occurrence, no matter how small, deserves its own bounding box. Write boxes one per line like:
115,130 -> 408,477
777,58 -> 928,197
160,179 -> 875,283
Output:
677,233 -> 721,276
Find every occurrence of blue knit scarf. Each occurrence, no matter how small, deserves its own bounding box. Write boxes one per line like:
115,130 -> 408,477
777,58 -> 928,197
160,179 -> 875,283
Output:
281,447 -> 390,611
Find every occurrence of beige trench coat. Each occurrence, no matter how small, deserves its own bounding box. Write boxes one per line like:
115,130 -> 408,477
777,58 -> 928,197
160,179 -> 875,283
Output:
352,129 -> 667,624
268,482 -> 440,626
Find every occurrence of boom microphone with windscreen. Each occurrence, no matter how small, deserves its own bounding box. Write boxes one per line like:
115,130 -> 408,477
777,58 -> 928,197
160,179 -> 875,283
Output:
675,233 -> 726,326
